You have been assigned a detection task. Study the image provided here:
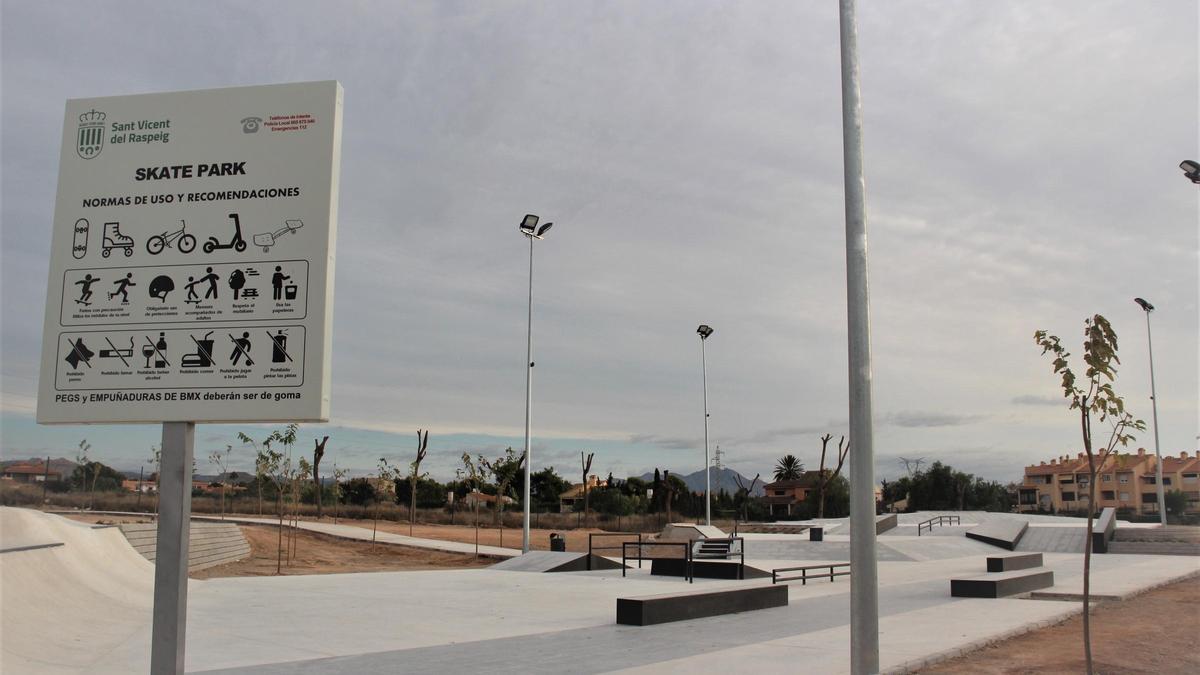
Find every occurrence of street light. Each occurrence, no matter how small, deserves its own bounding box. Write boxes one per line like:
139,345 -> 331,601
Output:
1180,160 -> 1200,184
520,214 -> 553,554
1134,297 -> 1166,524
696,324 -> 713,526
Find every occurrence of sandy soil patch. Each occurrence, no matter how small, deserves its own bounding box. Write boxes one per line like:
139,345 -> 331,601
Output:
191,524 -> 492,578
918,575 -> 1200,674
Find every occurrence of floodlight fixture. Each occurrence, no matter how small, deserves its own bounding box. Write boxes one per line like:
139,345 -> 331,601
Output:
537,222 -> 554,237
697,324 -> 713,340
1134,297 -> 1154,312
519,214 -> 539,234
1180,160 -> 1200,184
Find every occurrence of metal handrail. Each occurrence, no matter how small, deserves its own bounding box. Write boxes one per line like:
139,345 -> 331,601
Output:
589,532 -> 643,570
917,514 -> 961,535
772,562 -> 850,585
622,541 -> 693,583
690,537 -> 747,580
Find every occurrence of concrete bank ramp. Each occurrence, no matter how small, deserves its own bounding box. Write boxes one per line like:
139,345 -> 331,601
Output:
657,523 -> 728,541
965,519 -> 1029,550
0,507 -> 154,673
490,550 -> 625,573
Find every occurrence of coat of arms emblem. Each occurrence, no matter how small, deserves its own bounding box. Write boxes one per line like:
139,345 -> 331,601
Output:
76,109 -> 106,159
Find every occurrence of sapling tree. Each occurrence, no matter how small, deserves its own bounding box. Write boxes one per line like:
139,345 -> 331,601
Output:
460,453 -> 485,558
409,429 -> 429,536
373,457 -> 401,547
814,434 -> 850,519
482,447 -> 526,547
580,451 -> 594,528
312,436 -> 329,519
1035,315 -> 1144,675
208,445 -> 233,520
148,445 -> 161,514
331,463 -> 347,524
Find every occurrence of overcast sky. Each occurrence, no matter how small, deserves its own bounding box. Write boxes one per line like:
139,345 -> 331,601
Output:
2,1 -> 1197,485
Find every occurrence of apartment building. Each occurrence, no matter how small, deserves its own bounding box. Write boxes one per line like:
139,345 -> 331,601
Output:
1018,448 -> 1199,515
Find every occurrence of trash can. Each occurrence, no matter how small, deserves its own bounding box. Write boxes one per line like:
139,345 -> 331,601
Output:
550,533 -> 566,552
809,526 -> 824,542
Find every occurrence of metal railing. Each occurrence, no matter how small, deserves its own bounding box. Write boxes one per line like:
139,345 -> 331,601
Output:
691,537 -> 746,580
772,562 -> 850,585
917,514 -> 961,535
622,541 -> 693,583
588,532 -> 643,571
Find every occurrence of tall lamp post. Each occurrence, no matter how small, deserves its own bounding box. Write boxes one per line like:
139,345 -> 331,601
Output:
839,1 -> 879,672
1134,297 -> 1166,524
696,324 -> 714,527
519,214 -> 553,553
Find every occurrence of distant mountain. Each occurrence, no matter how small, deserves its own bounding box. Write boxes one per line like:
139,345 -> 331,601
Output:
637,467 -> 766,497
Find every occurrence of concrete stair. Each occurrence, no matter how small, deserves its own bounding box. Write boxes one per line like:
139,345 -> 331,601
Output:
1108,525 -> 1200,555
120,521 -> 251,572
1106,541 -> 1200,556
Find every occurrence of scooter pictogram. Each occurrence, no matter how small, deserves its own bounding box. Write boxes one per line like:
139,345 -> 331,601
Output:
147,220 -> 197,255
203,213 -> 248,254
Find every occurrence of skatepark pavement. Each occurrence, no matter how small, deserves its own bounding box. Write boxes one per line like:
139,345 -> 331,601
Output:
2,507 -> 1196,674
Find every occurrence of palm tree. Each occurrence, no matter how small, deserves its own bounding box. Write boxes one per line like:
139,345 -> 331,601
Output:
773,454 -> 803,481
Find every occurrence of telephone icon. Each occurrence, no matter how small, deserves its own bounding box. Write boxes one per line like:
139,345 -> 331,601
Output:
241,117 -> 262,134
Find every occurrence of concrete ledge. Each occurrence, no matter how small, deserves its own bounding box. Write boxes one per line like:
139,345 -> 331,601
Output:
951,569 -> 1053,598
986,552 -> 1043,572
616,585 -> 787,626
965,520 -> 1028,550
1092,507 -> 1116,553
876,513 -> 898,534
650,558 -> 770,579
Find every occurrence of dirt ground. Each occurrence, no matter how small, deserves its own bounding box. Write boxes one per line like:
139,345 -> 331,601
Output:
359,518 -> 642,554
191,525 -> 491,579
918,575 -> 1200,674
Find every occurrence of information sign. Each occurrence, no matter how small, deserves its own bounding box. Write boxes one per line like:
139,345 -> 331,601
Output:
37,81 -> 342,424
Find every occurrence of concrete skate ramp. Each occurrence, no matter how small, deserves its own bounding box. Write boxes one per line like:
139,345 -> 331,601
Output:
490,550 -> 625,573
965,519 -> 1028,550
0,507 -> 154,673
657,523 -> 727,541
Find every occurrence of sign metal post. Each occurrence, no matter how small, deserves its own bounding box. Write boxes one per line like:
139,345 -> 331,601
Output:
150,421 -> 194,674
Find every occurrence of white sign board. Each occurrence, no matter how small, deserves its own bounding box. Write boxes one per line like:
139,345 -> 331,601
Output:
37,81 -> 342,424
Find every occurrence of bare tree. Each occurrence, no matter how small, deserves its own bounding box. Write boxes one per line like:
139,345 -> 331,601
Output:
814,434 -> 850,519
409,429 -> 429,536
580,451 -> 594,528
312,436 -> 329,519
733,472 -> 762,521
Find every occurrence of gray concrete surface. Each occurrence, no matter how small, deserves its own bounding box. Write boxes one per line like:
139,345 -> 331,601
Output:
6,507 -> 1197,674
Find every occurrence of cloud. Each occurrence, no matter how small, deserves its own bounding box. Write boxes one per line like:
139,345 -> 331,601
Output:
883,411 -> 985,428
0,2 -> 1195,486
628,434 -> 697,451
1010,394 -> 1063,407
